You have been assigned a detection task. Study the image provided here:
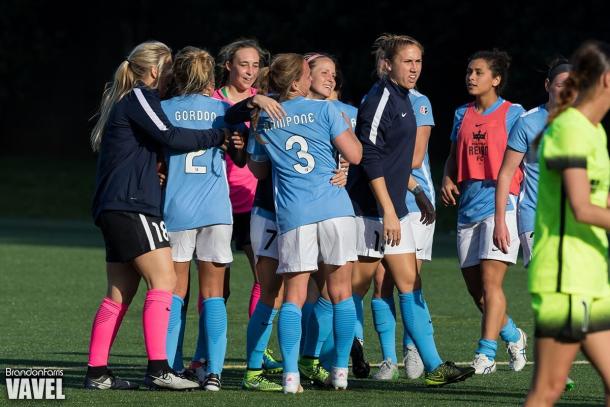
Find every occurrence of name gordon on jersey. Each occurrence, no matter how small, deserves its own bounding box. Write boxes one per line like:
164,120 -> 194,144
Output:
174,110 -> 218,121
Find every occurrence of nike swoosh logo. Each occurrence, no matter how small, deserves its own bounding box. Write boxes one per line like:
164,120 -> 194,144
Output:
416,248 -> 423,252
475,123 -> 484,127
491,248 -> 499,252
151,375 -> 173,385
91,378 -> 112,389
401,113 -> 407,117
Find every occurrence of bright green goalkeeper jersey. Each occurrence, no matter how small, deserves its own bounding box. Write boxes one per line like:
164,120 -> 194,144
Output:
529,107 -> 610,297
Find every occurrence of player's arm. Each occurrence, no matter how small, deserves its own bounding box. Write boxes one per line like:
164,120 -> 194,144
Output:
493,148 -> 525,253
563,167 -> 610,230
129,88 -> 226,150
412,125 -> 431,169
441,142 -> 460,206
407,176 -> 435,225
227,130 -> 247,168
369,177 -> 401,246
332,113 -> 362,165
247,156 -> 269,180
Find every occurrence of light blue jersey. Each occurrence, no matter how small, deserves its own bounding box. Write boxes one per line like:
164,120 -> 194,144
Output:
330,100 -> 358,131
507,104 -> 546,234
406,90 -> 435,212
161,94 -> 232,231
254,96 -> 354,233
450,98 -> 525,224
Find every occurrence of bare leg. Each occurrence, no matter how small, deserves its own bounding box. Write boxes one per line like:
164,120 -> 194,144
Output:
581,330 -> 610,405
480,260 -> 509,340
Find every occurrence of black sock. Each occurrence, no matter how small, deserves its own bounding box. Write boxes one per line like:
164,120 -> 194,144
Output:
86,365 -> 108,378
147,359 -> 171,374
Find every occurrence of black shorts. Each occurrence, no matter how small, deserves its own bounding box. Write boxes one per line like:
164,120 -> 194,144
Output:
232,211 -> 251,250
97,211 -> 170,263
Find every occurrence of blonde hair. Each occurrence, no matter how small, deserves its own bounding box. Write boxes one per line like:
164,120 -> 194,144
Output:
170,46 -> 215,96
90,41 -> 172,152
373,33 -> 424,78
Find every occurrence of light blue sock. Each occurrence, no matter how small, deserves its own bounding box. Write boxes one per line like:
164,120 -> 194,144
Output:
302,297 -> 333,358
399,290 -> 443,372
333,297 -> 356,368
499,317 -> 521,343
353,294 -> 364,341
166,295 -> 183,370
278,302 -> 302,373
203,297 -> 227,375
246,302 -> 278,369
174,300 -> 187,370
372,297 -> 398,364
193,301 -> 208,362
319,326 -> 335,371
299,301 -> 315,355
476,339 -> 498,360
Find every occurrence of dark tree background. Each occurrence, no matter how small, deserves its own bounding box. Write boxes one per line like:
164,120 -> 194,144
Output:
1,0 -> 609,162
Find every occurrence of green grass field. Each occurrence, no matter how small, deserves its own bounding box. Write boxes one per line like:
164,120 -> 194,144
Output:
0,217 -> 606,406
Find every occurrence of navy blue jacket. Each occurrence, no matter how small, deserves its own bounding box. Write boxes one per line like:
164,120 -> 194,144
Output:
92,86 -> 225,221
347,78 -> 417,218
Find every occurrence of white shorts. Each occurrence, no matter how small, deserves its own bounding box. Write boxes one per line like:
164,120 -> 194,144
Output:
407,213 -> 435,262
168,224 -> 233,263
457,212 -> 519,268
250,212 -> 279,261
355,216 -> 416,258
277,217 -> 358,274
519,231 -> 534,268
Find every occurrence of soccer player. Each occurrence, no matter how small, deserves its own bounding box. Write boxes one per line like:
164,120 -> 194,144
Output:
85,41 -> 228,391
161,46 -> 244,391
441,49 -> 527,374
524,40 -> 610,407
250,53 -> 362,393
348,33 -> 474,386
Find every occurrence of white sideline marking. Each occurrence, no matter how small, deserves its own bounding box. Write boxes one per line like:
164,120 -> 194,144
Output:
27,360 -> 591,371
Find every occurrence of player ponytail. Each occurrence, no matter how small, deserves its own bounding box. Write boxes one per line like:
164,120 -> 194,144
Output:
91,41 -> 172,152
373,33 -> 424,79
170,46 -> 215,97
535,40 -> 610,148
469,49 -> 511,96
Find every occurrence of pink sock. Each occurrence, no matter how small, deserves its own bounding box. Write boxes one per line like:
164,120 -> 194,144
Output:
88,298 -> 128,367
142,289 -> 172,361
248,282 -> 261,318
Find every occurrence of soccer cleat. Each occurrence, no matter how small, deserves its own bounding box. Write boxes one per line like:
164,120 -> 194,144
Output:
298,357 -> 331,387
507,328 -> 527,372
242,369 -> 283,392
331,367 -> 348,390
83,370 -> 139,390
190,359 -> 208,384
350,338 -> 370,378
424,361 -> 475,386
144,369 -> 200,391
282,372 -> 303,394
471,353 -> 497,375
373,358 -> 399,381
202,373 -> 221,391
262,348 -> 283,374
403,345 -> 425,379
565,377 -> 575,392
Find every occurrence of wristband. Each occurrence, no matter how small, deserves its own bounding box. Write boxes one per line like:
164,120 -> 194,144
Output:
411,184 -> 423,195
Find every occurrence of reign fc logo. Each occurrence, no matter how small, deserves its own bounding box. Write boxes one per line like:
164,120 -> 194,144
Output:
469,128 -> 488,162
5,368 -> 65,400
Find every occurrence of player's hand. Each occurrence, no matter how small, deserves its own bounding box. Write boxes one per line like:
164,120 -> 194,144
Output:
383,211 -> 401,247
492,218 -> 511,254
230,131 -> 245,150
330,157 -> 349,187
251,95 -> 286,123
441,176 -> 460,206
219,129 -> 232,152
414,191 -> 435,225
156,159 -> 167,187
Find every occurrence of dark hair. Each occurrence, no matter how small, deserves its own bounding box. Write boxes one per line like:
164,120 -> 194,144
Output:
534,40 -> 610,148
547,57 -> 571,82
469,49 -> 511,95
216,38 -> 270,86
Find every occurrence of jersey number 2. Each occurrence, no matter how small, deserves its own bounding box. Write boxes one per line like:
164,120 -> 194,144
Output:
185,150 -> 207,174
286,135 -> 315,174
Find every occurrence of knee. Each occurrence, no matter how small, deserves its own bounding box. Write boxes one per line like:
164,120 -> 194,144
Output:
327,285 -> 351,304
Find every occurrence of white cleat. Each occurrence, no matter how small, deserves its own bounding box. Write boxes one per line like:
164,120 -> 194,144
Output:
331,367 -> 348,390
471,353 -> 497,375
373,358 -> 399,381
507,328 -> 527,372
403,345 -> 424,379
282,372 -> 303,394
144,370 -> 200,391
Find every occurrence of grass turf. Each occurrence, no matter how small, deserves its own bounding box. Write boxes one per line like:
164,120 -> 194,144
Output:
0,218 -> 606,406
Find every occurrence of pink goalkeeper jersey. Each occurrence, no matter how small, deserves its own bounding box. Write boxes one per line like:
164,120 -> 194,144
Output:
213,86 -> 258,213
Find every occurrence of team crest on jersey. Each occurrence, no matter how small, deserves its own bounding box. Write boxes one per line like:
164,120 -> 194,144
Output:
419,106 -> 429,115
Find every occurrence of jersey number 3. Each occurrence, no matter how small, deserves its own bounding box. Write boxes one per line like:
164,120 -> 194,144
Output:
185,150 -> 207,174
286,135 -> 315,174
